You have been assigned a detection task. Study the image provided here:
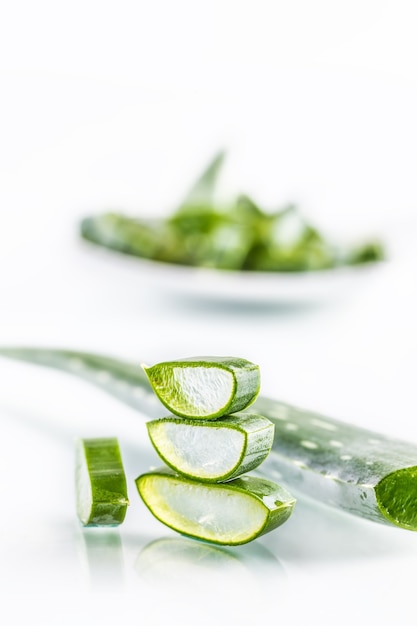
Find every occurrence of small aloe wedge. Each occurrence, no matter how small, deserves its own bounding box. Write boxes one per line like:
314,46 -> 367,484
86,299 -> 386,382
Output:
147,412 -> 274,482
135,467 -> 295,546
143,356 -> 260,419
76,437 -> 129,527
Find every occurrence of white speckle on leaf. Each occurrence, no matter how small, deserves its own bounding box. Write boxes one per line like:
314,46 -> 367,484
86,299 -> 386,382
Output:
293,460 -> 306,468
301,440 -> 318,450
270,406 -> 289,420
285,423 -> 298,431
96,370 -> 112,384
329,440 -> 343,448
311,418 -> 337,431
340,454 -> 352,461
115,380 -> 129,393
69,358 -> 84,372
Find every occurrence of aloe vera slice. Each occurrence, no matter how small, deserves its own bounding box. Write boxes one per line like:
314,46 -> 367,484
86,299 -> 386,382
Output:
143,356 -> 260,419
135,467 -> 295,545
76,437 -> 129,526
147,412 -> 274,482
3,347 -> 417,530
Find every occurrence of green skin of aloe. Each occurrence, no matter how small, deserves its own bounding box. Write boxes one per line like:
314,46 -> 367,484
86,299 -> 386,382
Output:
0,347 -> 415,531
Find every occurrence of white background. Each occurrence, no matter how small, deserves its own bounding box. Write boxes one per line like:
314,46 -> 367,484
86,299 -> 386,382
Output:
1,2 -> 417,624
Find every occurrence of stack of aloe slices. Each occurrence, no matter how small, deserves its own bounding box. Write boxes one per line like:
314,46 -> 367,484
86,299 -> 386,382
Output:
136,357 -> 296,546
4,347 -> 417,533
73,356 -> 296,545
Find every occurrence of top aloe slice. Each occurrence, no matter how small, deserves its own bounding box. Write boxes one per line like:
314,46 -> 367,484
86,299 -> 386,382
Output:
143,356 -> 261,419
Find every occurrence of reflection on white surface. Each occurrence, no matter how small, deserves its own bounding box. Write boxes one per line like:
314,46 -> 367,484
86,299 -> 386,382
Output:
136,537 -> 251,587
77,527 -> 126,592
135,536 -> 286,591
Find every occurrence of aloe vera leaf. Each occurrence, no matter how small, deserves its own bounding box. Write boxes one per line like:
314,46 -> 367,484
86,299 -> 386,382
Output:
135,467 -> 295,546
254,396 -> 417,531
1,347 -> 417,530
146,412 -> 274,482
143,356 -> 260,419
0,347 -> 162,418
76,437 -> 129,526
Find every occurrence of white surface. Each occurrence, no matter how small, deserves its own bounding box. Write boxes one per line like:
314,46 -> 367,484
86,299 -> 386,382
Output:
1,2 -> 417,624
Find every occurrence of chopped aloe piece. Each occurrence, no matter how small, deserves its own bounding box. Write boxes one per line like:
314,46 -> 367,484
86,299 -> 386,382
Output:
76,437 -> 129,527
79,150 -> 385,272
168,214 -> 253,270
178,150 -> 226,208
5,347 -> 417,531
147,412 -> 274,482
345,239 -> 385,265
81,213 -> 188,265
135,468 -> 295,546
143,357 -> 260,420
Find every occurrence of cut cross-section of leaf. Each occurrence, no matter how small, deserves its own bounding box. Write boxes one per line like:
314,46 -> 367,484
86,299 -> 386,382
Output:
143,356 -> 260,419
76,437 -> 129,527
147,412 -> 274,482
135,467 -> 295,546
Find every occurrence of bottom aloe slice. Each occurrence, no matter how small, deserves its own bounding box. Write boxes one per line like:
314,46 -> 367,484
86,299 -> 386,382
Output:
135,468 -> 295,545
76,437 -> 129,526
147,413 -> 274,482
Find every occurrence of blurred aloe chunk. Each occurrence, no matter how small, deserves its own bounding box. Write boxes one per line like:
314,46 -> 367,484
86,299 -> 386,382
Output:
179,150 -> 226,208
344,240 -> 385,266
80,151 -> 385,272
239,201 -> 337,272
81,213 -> 185,264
